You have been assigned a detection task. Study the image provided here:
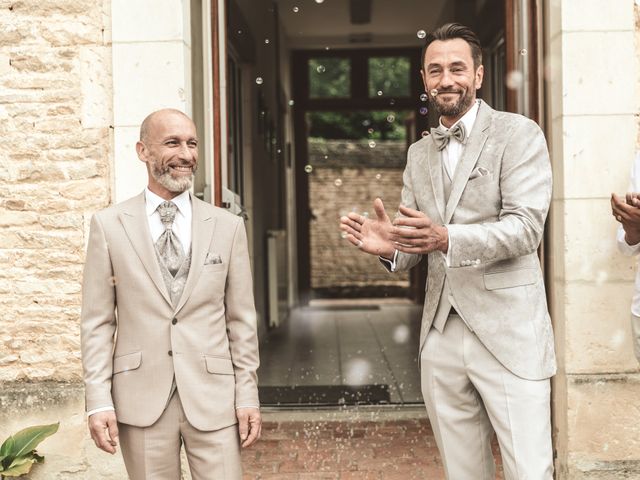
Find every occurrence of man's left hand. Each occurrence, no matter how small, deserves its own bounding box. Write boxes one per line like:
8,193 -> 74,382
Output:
236,407 -> 261,448
390,205 -> 448,254
612,193 -> 640,245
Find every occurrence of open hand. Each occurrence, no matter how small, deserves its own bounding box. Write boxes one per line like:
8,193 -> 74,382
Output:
340,198 -> 395,259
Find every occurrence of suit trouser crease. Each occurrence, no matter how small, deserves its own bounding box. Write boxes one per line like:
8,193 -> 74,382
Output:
421,315 -> 553,480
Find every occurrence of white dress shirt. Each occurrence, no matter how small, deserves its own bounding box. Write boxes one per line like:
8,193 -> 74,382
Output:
617,152 -> 640,317
383,100 -> 481,270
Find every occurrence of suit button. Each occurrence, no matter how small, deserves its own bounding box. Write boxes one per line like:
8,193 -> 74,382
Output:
172,318 -> 178,325
168,350 -> 173,356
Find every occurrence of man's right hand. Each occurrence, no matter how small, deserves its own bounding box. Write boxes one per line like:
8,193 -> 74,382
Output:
340,198 -> 395,259
88,410 -> 119,454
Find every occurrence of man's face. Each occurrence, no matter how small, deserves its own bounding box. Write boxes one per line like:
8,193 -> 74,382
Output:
421,38 -> 483,122
137,112 -> 198,198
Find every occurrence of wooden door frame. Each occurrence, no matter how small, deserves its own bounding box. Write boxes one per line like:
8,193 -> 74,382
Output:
211,0 -> 223,207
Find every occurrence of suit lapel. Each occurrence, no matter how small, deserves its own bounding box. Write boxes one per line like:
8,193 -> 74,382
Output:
444,101 -> 492,223
425,139 -> 446,223
119,192 -> 172,306
174,194 -> 216,313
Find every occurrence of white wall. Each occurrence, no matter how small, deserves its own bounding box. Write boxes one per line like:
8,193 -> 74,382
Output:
111,0 -> 193,202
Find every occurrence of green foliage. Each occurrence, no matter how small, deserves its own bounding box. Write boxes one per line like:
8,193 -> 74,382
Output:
309,58 -> 351,98
0,423 -> 58,478
307,110 -> 409,141
368,57 -> 410,97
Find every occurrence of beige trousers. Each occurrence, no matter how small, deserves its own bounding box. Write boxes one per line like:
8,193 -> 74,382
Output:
118,391 -> 241,480
421,314 -> 553,480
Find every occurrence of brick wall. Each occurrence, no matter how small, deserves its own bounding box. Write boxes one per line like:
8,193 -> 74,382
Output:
308,140 -> 410,291
0,0 -> 112,382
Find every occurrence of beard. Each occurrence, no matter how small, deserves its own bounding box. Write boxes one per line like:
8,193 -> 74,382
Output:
150,160 -> 196,193
429,87 -> 475,118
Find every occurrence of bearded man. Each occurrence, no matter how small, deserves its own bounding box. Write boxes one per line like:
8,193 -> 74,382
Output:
340,24 -> 556,479
81,108 -> 261,479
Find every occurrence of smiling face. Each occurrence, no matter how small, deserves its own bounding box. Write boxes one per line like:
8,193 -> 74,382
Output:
136,110 -> 198,200
421,38 -> 484,127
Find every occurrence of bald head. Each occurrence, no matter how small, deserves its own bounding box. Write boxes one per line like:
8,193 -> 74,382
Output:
139,109 -> 194,143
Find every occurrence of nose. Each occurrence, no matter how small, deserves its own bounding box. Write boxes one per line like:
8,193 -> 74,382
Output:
440,69 -> 454,88
177,142 -> 194,161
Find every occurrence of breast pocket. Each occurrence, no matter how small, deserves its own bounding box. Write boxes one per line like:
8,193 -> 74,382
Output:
202,263 -> 226,273
466,173 -> 494,189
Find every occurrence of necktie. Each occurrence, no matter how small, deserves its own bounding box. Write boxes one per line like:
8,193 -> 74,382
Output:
431,122 -> 467,151
155,201 -> 184,276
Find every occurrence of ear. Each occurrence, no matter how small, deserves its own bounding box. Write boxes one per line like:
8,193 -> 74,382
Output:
136,141 -> 148,163
474,65 -> 484,90
420,69 -> 428,92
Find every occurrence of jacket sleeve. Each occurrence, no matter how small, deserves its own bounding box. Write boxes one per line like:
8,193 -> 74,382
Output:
224,217 -> 260,408
80,213 -> 117,413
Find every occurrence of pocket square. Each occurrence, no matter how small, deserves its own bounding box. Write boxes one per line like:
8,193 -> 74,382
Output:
469,166 -> 490,180
204,252 -> 222,265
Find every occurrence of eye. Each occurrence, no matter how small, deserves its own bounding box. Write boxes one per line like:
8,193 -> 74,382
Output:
188,141 -> 198,148
165,140 -> 179,147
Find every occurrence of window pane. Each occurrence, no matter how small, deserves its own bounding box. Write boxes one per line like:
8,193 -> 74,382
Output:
309,58 -> 350,98
368,57 -> 410,98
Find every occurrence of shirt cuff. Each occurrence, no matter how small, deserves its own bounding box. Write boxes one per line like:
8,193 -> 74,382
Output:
379,250 -> 398,272
87,406 -> 115,416
236,405 -> 260,409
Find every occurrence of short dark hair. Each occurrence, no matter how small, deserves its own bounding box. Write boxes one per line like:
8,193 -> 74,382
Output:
421,23 -> 483,70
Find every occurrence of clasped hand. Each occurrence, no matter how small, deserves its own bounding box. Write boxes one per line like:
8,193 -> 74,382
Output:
611,192 -> 640,245
339,198 -> 448,256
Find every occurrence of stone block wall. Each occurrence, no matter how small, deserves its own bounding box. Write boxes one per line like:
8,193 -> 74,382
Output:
0,0 -> 112,383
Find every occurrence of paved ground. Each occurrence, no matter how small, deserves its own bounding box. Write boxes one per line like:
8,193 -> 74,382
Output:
241,409 -> 503,479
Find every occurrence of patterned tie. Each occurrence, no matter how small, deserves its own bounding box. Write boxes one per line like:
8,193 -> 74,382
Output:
155,201 -> 184,276
430,122 -> 467,151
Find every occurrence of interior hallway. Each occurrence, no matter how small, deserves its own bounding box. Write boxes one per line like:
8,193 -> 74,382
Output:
258,303 -> 424,406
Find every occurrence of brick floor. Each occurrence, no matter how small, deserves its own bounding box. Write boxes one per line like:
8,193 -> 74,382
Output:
241,411 -> 504,479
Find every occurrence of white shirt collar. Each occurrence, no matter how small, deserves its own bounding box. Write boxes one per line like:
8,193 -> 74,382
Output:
145,188 -> 191,217
438,99 -> 480,138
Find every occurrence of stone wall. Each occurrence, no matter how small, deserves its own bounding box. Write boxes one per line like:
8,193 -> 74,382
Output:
0,0 -> 112,383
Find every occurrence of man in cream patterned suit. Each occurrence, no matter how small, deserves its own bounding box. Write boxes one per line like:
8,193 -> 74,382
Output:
81,108 -> 260,479
340,24 -> 555,478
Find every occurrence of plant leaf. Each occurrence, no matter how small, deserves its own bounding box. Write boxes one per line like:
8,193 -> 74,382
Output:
1,457 -> 36,476
6,423 -> 59,459
0,436 -> 15,458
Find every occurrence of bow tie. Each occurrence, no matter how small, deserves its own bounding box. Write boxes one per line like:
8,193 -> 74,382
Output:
431,123 -> 467,151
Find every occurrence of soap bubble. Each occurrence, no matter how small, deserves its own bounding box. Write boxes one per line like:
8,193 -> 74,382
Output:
293,6 -> 299,12
315,0 -> 325,3
367,128 -> 374,134
368,140 -> 376,148
519,48 -> 528,56
419,107 -> 428,115
255,77 -> 263,85
304,165 -> 313,173
264,39 -> 270,44
316,65 -> 326,73
375,173 -> 382,180
288,99 -> 295,106
334,179 -> 343,187
420,93 -> 428,102
430,88 -> 438,97
386,114 -> 395,123
417,30 -> 426,39
393,325 -> 410,343
344,358 -> 371,385
506,70 -> 524,89
377,90 -> 383,96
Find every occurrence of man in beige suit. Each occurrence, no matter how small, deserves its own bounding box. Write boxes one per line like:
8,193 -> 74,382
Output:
341,24 -> 555,479
81,109 -> 260,479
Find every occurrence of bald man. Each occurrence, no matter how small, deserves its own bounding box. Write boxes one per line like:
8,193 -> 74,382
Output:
81,109 -> 261,479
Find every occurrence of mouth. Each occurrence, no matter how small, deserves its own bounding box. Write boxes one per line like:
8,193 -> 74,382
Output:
169,165 -> 194,175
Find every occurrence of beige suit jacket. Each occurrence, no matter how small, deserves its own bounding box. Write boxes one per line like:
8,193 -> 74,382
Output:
80,192 -> 259,431
391,100 -> 556,380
